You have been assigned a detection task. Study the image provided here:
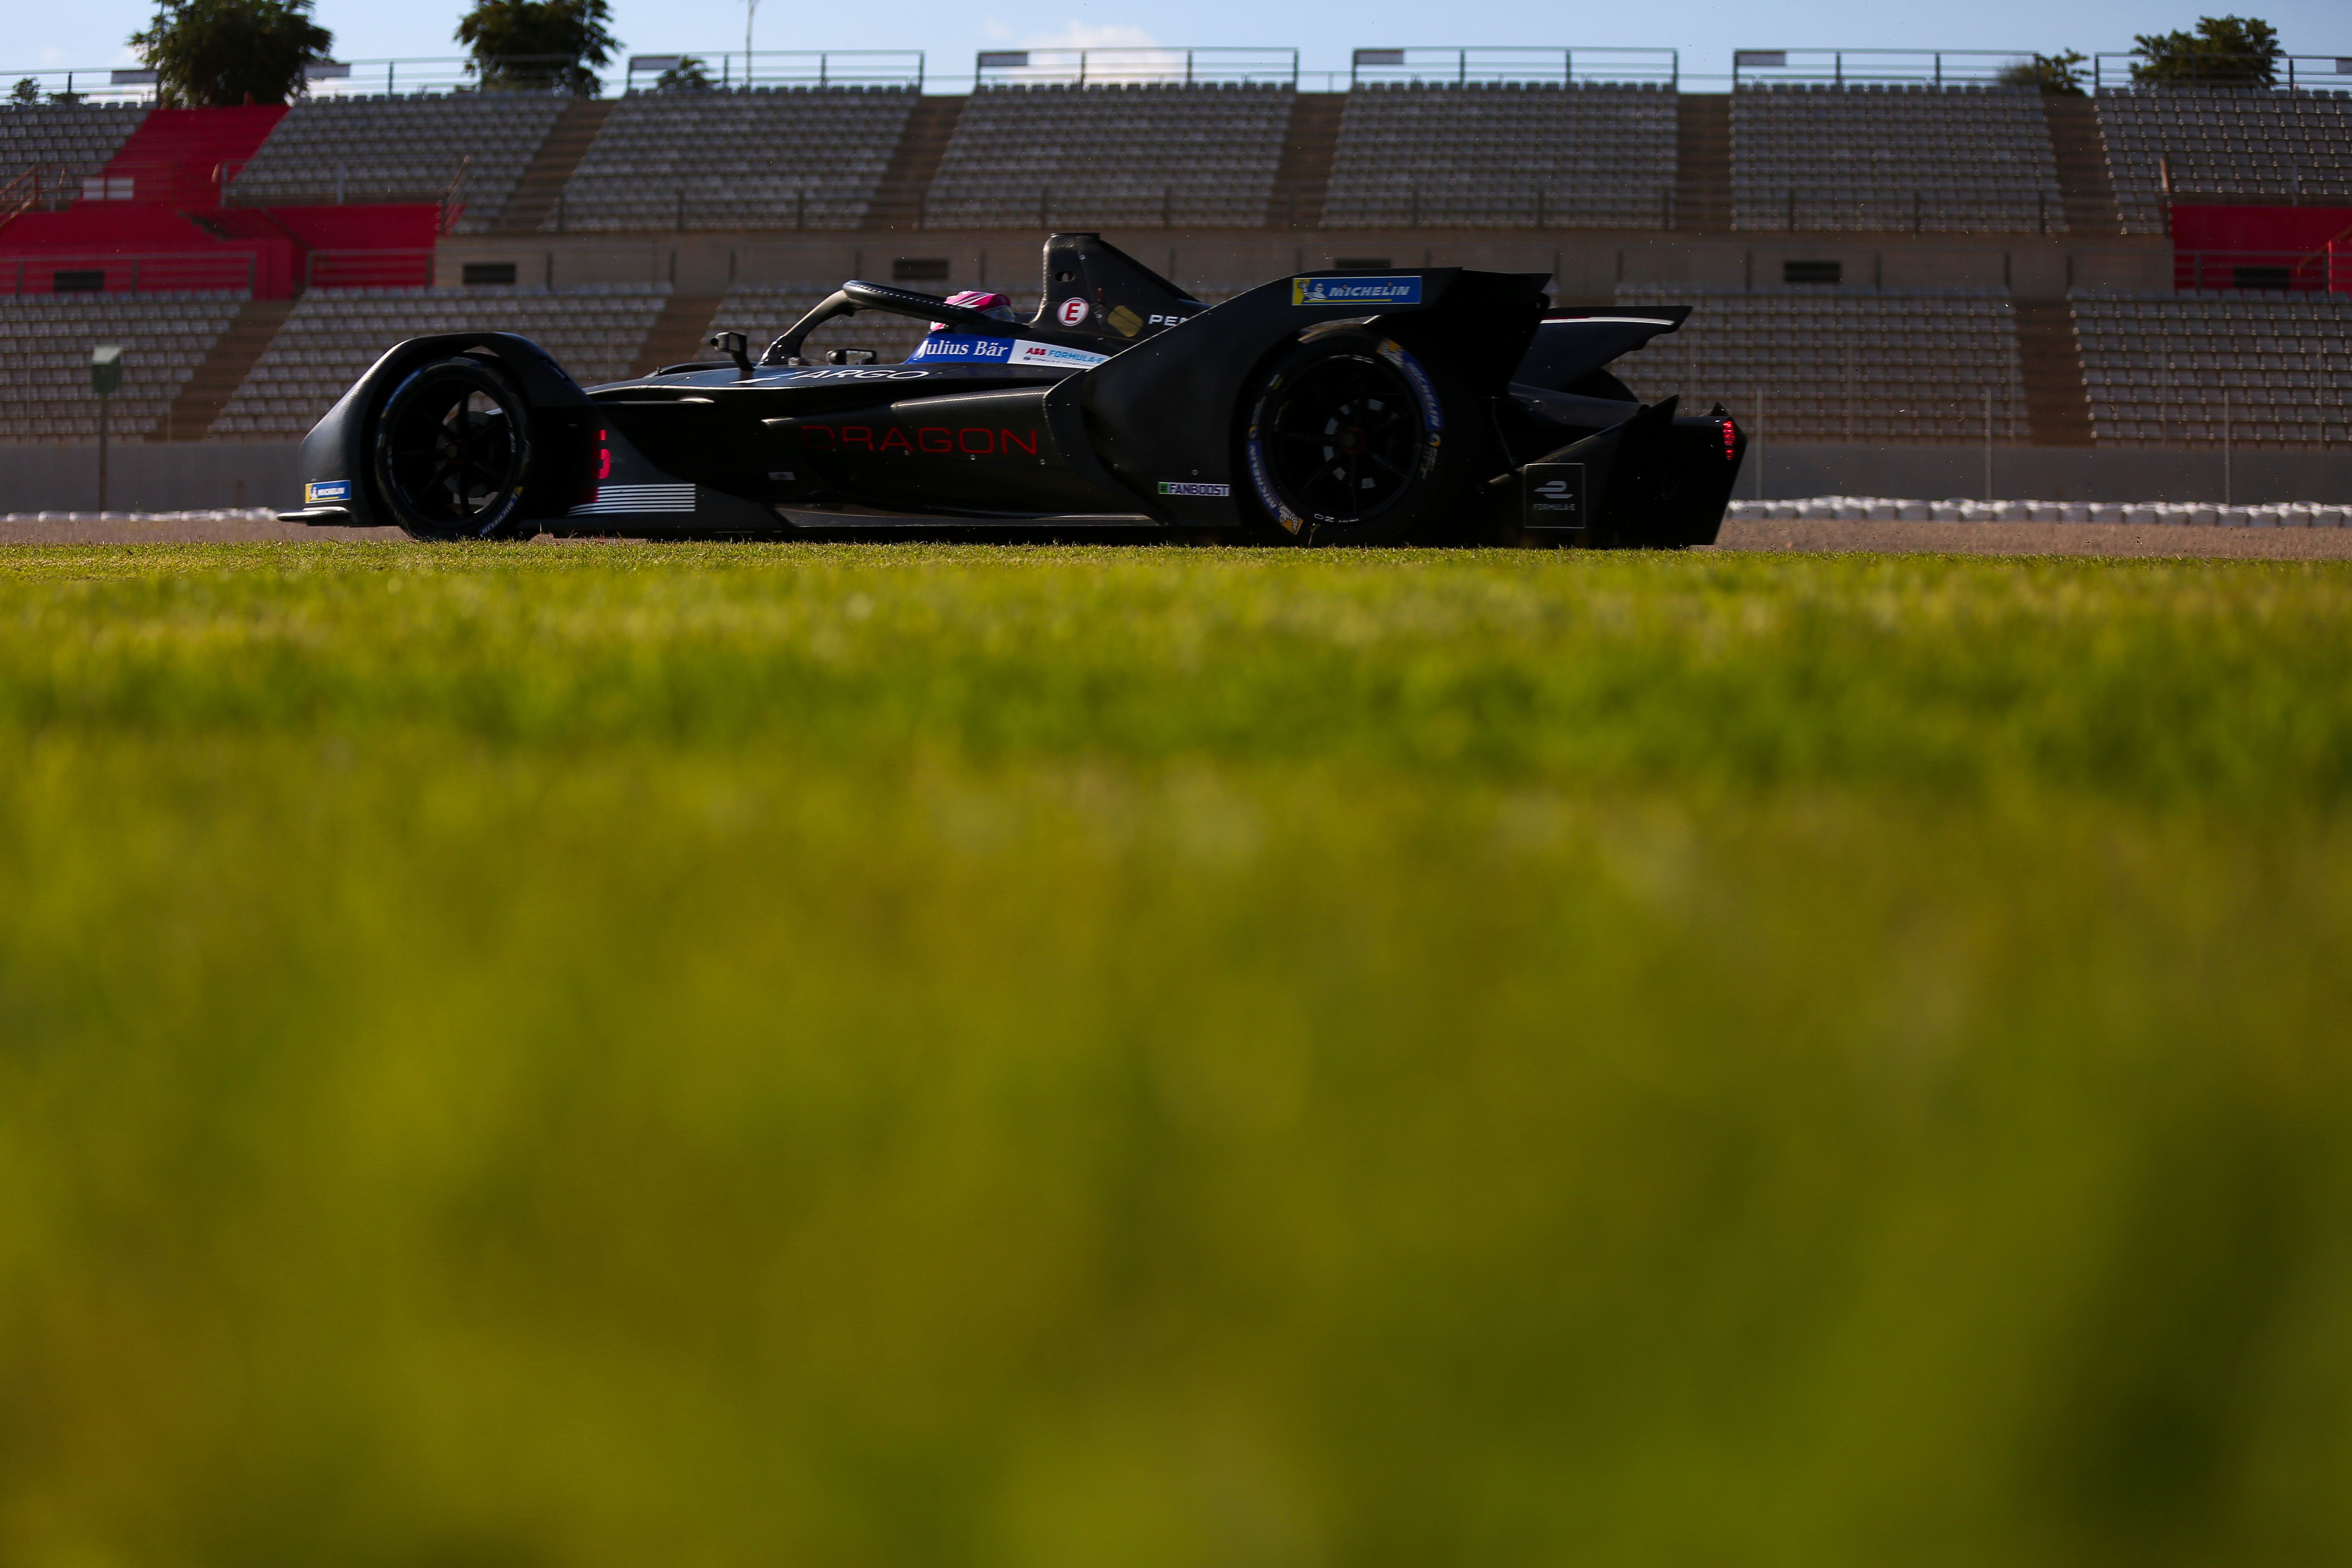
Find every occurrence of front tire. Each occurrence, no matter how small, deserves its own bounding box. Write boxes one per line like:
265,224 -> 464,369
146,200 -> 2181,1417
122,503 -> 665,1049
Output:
372,355 -> 535,541
1238,327 -> 1470,546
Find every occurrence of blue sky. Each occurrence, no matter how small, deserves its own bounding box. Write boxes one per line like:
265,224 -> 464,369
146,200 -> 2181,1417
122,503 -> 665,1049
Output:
10,0 -> 2347,88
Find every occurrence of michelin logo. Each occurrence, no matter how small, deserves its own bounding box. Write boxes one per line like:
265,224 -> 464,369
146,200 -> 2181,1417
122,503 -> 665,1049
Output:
304,479 -> 351,505
1292,274 -> 1423,307
1157,481 -> 1230,498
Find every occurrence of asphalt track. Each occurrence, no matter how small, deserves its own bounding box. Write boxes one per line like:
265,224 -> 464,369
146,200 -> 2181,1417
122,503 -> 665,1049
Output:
5,512 -> 2352,559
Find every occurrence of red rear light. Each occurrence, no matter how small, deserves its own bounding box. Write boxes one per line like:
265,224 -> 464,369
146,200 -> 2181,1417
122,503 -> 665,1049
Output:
1722,419 -> 1737,461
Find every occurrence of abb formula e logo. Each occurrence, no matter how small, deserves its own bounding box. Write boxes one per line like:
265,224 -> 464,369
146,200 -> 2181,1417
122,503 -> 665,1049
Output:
797,424 -> 1044,457
1056,298 -> 1090,326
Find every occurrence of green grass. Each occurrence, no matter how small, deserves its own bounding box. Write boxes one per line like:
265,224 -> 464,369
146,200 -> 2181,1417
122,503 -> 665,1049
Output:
2,542 -> 2350,1568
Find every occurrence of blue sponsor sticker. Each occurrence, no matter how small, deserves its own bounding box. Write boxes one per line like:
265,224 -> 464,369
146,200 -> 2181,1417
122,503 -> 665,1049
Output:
1157,481 -> 1230,498
909,334 -> 1016,362
1292,274 -> 1423,307
305,479 -> 351,504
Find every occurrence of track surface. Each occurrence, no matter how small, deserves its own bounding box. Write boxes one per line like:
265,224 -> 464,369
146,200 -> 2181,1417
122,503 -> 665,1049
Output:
5,513 -> 2352,559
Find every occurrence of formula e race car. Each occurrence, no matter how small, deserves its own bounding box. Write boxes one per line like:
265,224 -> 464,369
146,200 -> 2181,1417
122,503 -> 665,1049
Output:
281,233 -> 1745,546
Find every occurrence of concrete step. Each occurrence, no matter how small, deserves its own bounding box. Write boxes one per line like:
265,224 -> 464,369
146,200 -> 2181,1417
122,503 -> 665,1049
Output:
628,294 -> 725,378
2043,96 -> 2122,238
865,96 -> 967,232
2015,300 -> 2096,447
162,297 -> 293,442
1269,93 -> 1345,230
495,98 -> 617,235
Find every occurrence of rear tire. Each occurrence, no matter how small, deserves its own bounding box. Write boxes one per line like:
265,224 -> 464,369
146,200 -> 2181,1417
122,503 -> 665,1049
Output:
1238,327 -> 1472,546
372,355 -> 535,541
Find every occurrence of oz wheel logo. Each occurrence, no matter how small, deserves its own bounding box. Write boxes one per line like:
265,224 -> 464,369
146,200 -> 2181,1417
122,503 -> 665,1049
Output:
1057,298 -> 1090,326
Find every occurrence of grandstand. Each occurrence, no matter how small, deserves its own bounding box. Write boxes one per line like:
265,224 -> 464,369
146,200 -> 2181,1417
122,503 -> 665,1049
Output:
1732,85 -> 2067,232
0,103 -> 147,204
2098,87 -> 2352,234
225,96 -> 568,232
1323,83 -> 1676,227
552,87 -> 918,232
1613,288 -> 2030,443
0,292 -> 245,441
922,84 -> 1292,229
2072,290 -> 2352,447
5,39 -> 2350,481
210,286 -> 667,438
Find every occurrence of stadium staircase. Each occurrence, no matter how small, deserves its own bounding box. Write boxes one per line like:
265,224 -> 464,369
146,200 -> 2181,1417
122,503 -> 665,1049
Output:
628,293 -> 726,376
1269,93 -> 1344,229
162,297 -> 294,440
866,96 -> 967,231
2043,97 -> 2122,238
494,98 -> 617,234
2013,301 -> 2096,446
1674,95 -> 1732,231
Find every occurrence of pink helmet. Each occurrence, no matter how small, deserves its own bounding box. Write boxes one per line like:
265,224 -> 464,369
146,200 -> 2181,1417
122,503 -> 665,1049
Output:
930,290 -> 1017,332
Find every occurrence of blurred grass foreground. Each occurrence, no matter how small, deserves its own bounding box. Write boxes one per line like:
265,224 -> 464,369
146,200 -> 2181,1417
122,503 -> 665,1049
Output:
2,541 -> 2350,1567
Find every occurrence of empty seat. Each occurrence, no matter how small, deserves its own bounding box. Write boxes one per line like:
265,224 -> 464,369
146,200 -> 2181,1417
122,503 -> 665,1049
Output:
2071,288 -> 2352,446
2096,87 -> 2352,235
923,83 -> 1292,230
1613,285 -> 2032,443
225,95 -> 568,232
209,285 -> 668,438
550,86 -> 918,232
1731,84 -> 2067,234
0,291 -> 245,443
1325,81 -> 1676,229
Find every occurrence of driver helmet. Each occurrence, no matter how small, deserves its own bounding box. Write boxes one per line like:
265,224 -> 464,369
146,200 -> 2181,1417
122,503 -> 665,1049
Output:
929,290 -> 1017,332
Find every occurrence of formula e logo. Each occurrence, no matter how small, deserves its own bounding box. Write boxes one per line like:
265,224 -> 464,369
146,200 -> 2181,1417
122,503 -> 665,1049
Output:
1522,462 -> 1586,528
1056,298 -> 1090,326
1292,274 -> 1423,307
304,479 -> 352,504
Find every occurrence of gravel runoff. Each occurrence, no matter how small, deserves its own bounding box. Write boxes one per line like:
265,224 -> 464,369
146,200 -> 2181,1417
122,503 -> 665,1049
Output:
5,507 -> 2352,561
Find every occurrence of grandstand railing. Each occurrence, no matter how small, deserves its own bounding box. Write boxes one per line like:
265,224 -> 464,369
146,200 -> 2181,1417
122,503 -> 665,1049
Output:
2,251 -> 255,295
1346,48 -> 1678,89
0,165 -> 73,225
1729,49 -> 2041,89
973,48 -> 1300,87
2089,54 -> 2352,94
1733,188 -> 2070,235
620,51 -> 925,92
304,249 -> 437,291
2170,245 -> 2352,294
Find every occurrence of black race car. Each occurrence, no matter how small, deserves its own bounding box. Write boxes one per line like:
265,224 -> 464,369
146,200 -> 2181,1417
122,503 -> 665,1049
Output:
282,233 -> 1744,547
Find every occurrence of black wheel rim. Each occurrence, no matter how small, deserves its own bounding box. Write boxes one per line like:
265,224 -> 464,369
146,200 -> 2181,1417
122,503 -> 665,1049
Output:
385,379 -> 520,528
1264,354 -> 1424,526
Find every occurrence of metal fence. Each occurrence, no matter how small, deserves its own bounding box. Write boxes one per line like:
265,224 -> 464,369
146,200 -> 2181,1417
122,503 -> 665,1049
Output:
2,251 -> 256,294
972,48 -> 1299,88
1728,49 -> 2042,90
1347,48 -> 1678,89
